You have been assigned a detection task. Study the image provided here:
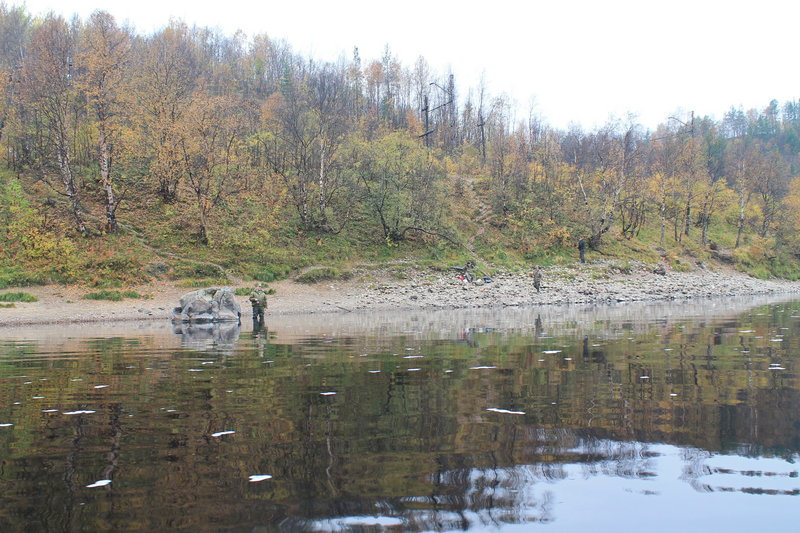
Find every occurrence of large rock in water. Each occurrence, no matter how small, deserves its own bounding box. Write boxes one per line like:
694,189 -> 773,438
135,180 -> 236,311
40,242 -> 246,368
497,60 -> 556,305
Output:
172,287 -> 241,323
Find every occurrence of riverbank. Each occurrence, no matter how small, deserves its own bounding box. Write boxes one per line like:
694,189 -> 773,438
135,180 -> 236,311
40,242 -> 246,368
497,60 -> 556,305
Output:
1,260 -> 799,328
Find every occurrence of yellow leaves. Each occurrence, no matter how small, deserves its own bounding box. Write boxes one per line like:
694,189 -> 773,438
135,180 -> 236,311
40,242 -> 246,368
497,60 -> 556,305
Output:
454,146 -> 481,176
1,183 -> 77,266
782,177 -> 800,217
777,176 -> 800,247
17,224 -> 76,261
365,60 -> 384,87
443,156 -> 459,175
261,93 -> 280,122
732,237 -> 773,266
77,12 -> 131,101
546,226 -> 572,247
582,167 -> 608,190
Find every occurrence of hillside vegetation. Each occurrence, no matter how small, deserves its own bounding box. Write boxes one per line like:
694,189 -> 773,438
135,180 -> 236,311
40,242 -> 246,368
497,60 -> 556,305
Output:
1,5 -> 799,289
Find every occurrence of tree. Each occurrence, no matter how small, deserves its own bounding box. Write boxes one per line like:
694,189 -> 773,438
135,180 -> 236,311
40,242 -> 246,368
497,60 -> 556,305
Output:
133,22 -> 199,203
352,131 -> 449,244
646,171 -> 676,246
573,118 -> 643,248
725,139 -> 759,248
259,62 -> 352,232
178,92 -> 248,244
77,10 -> 132,233
0,4 -> 30,149
674,136 -> 703,242
19,15 -> 87,234
483,95 -> 522,227
697,120 -> 727,245
753,145 -> 789,238
778,176 -> 800,250
647,125 -> 682,246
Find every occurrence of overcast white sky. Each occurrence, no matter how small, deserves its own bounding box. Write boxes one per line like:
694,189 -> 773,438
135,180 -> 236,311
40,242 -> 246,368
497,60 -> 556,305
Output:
9,0 -> 800,130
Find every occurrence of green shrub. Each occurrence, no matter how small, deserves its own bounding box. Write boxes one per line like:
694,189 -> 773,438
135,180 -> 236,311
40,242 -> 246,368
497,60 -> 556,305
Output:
523,246 -> 572,266
234,286 -> 276,296
295,267 -> 352,284
82,251 -> 146,285
176,278 -> 229,288
425,245 -> 446,261
747,265 -> 772,280
669,258 -> 692,273
0,291 -> 38,302
122,290 -> 146,299
92,280 -> 123,289
84,289 -> 148,301
0,303 -> 14,308
0,266 -> 48,289
84,290 -> 124,301
250,264 -> 293,283
767,255 -> 800,280
170,262 -> 226,280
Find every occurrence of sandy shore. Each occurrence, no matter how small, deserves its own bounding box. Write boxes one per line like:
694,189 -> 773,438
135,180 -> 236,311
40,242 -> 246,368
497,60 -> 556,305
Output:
1,260 -> 799,328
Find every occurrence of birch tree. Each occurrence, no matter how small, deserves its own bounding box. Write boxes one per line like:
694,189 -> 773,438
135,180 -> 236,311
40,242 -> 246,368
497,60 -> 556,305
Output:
77,10 -> 132,233
725,139 -> 759,248
259,62 -> 352,232
574,119 -> 642,247
20,15 -> 87,234
179,93 -> 247,244
133,22 -> 199,203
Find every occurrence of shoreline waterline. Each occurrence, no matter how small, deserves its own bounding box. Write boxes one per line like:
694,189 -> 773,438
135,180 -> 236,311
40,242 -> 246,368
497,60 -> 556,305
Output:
1,261 -> 799,329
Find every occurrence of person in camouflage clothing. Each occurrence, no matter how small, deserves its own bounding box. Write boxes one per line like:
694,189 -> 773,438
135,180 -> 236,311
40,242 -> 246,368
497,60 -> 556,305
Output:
249,283 -> 268,325
533,266 -> 543,293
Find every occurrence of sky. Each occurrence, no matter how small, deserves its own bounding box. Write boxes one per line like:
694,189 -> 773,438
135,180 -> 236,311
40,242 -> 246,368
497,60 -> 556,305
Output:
9,0 -> 799,131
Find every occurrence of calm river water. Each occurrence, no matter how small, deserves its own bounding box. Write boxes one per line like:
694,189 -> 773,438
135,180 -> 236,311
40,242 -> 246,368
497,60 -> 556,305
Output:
1,296 -> 799,532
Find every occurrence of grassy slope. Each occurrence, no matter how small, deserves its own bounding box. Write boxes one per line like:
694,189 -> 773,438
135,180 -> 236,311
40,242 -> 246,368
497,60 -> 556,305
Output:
2,168 -> 799,289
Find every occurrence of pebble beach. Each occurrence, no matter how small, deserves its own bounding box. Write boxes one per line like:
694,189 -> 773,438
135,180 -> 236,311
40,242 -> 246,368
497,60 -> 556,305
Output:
1,260 -> 799,328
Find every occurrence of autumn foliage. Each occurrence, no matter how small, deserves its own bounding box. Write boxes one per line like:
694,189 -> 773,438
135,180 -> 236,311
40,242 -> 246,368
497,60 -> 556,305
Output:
1,6 -> 800,284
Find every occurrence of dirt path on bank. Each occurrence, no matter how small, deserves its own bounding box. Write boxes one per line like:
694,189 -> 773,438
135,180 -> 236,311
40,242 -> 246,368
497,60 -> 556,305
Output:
1,260 -> 800,329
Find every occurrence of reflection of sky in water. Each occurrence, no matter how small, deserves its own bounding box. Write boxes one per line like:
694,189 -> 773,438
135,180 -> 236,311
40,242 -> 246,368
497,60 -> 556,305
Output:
542,446 -> 800,533
295,442 -> 800,531
303,516 -> 406,531
409,443 -> 799,532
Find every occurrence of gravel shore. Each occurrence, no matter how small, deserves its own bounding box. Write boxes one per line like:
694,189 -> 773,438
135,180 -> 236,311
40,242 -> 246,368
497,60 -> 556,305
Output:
1,260 -> 799,328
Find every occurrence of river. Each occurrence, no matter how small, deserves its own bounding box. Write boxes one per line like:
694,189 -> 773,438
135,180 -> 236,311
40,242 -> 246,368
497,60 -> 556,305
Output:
1,295 -> 798,532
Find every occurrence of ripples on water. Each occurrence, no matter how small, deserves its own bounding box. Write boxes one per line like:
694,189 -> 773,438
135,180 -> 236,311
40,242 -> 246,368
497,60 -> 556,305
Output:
0,295 -> 798,532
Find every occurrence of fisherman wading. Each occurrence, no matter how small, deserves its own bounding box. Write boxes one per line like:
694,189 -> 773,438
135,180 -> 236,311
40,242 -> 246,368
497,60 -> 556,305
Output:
249,284 -> 268,325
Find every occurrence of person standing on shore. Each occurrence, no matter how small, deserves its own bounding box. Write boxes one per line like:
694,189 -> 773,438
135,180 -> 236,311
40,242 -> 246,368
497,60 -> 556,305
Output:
248,283 -> 268,325
578,238 -> 586,264
533,266 -> 543,293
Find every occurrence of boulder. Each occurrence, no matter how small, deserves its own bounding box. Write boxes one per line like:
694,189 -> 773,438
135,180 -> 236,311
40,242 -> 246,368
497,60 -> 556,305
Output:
172,287 -> 241,323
